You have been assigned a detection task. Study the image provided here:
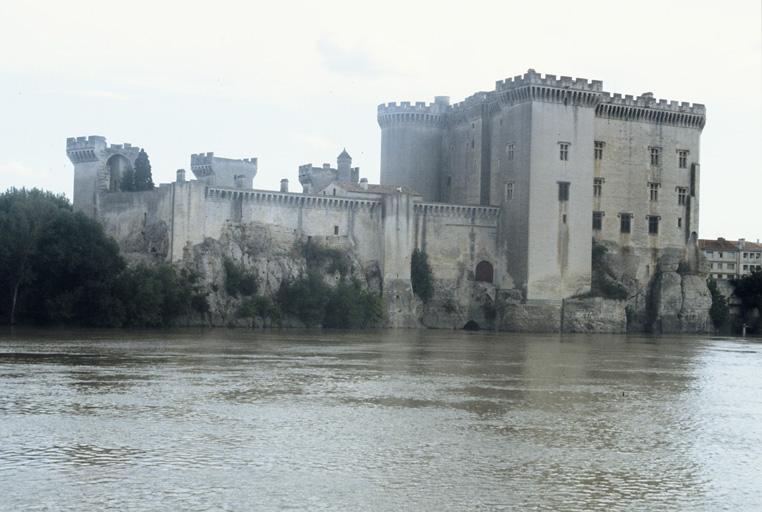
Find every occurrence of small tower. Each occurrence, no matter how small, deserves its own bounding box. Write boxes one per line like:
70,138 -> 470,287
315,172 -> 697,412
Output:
190,152 -> 257,189
66,135 -> 141,217
337,149 -> 353,183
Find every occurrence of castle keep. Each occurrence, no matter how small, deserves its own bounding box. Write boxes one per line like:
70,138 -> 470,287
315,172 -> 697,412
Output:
67,69 -> 708,331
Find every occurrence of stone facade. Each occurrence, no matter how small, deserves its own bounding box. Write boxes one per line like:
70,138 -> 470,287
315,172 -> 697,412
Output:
378,69 -> 705,301
66,69 -> 709,332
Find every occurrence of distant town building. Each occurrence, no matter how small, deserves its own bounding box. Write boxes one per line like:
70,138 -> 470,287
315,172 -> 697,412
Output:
699,238 -> 762,280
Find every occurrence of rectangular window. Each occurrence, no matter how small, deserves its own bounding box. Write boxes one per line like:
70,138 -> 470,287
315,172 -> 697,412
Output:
594,141 -> 605,160
593,178 -> 603,197
728,263 -> 736,270
558,182 -> 570,201
678,217 -> 682,228
743,253 -> 748,259
559,142 -> 569,161
506,143 -> 515,160
648,215 -> 660,235
505,182 -> 514,201
744,265 -> 748,271
678,150 -> 688,169
593,211 -> 604,231
620,213 -> 632,234
649,146 -> 661,167
649,182 -> 660,202
333,225 -> 339,235
677,187 -> 688,206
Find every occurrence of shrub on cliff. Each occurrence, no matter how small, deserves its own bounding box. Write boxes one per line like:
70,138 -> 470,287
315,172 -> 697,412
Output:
224,258 -> 258,296
276,272 -> 383,328
707,279 -> 730,332
411,249 -> 434,303
732,269 -> 762,333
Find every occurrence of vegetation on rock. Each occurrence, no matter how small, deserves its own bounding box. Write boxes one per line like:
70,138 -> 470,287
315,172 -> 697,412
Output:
224,258 -> 258,296
411,249 -> 434,303
732,269 -> 762,333
707,278 -> 730,332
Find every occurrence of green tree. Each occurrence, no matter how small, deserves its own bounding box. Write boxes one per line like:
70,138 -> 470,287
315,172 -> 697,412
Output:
0,189 -> 72,324
732,269 -> 762,332
410,249 -> 434,302
133,149 -> 154,191
707,278 -> 730,332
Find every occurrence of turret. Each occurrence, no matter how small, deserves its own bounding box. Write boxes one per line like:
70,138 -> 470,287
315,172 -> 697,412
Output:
376,96 -> 449,201
337,149 -> 353,183
190,152 -> 257,189
66,135 -> 141,217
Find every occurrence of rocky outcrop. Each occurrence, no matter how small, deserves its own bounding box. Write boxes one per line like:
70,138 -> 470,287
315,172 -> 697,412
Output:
562,297 -> 627,333
650,270 -> 712,333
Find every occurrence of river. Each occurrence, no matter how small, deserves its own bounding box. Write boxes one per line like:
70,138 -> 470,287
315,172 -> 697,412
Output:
0,329 -> 760,511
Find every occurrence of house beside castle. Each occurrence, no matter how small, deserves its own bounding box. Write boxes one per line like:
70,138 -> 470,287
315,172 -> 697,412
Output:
67,69 -> 708,331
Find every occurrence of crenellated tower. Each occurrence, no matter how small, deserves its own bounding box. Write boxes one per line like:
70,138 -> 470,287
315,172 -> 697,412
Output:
377,96 -> 450,201
66,135 -> 142,217
190,152 -> 258,189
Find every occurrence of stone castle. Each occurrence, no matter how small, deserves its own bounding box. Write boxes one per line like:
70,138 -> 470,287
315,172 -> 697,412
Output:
67,69 -> 710,331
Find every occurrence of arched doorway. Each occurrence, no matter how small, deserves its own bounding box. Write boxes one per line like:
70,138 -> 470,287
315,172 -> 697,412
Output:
106,154 -> 132,191
475,260 -> 494,283
463,320 -> 480,331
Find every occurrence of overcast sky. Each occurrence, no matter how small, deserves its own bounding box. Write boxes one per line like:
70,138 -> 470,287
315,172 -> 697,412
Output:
0,0 -> 760,240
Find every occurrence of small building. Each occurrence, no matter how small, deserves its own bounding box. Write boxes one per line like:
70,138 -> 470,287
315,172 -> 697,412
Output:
699,238 -> 762,280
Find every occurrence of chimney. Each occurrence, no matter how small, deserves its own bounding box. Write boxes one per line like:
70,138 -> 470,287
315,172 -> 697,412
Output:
176,169 -> 186,183
360,177 -> 368,190
738,238 -> 746,249
280,179 -> 289,193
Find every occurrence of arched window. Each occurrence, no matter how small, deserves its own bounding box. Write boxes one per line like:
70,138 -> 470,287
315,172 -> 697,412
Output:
106,154 -> 133,192
475,260 -> 494,283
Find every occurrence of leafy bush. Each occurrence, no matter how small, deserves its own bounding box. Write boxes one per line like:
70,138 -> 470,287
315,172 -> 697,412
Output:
237,296 -> 280,322
732,269 -> 762,333
323,279 -> 384,328
411,249 -> 434,302
276,272 -> 383,328
707,278 -> 730,331
224,258 -> 258,296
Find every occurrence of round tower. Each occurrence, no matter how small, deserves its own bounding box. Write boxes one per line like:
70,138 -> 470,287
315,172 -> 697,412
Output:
377,96 -> 449,201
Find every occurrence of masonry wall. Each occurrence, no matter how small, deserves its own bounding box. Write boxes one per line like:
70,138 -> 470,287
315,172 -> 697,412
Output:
593,117 -> 701,280
526,101 -> 594,300
380,123 -> 442,202
442,114 -> 484,205
414,204 -> 503,285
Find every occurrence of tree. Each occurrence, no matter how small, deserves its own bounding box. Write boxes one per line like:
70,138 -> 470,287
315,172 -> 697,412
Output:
120,168 -> 136,192
410,249 -> 434,302
133,149 -> 154,191
707,278 -> 730,332
0,189 -> 71,324
732,269 -> 762,333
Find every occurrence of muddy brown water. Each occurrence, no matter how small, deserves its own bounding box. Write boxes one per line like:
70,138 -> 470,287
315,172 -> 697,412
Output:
0,329 -> 760,511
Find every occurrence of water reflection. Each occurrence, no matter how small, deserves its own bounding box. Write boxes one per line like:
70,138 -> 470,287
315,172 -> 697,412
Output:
0,329 -> 760,511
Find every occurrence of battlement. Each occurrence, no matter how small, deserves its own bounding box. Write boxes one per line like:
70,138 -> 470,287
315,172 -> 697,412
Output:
597,91 -> 706,128
190,151 -> 258,186
496,69 -> 603,92
66,135 -> 108,163
377,96 -> 450,127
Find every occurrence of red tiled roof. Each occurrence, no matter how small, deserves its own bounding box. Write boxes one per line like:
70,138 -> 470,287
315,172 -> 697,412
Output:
699,239 -> 762,252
